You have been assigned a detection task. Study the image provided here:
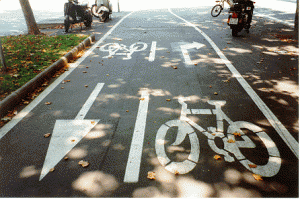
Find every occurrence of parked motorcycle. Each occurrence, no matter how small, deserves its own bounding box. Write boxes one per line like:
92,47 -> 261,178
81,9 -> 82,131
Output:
227,0 -> 254,36
94,0 -> 112,22
64,0 -> 93,33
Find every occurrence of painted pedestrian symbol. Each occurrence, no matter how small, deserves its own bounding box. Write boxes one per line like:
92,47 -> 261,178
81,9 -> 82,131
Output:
99,42 -> 148,60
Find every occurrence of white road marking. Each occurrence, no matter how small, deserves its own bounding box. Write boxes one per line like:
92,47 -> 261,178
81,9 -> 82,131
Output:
39,83 -> 104,181
0,11 -> 134,140
124,91 -> 150,183
100,42 -> 148,60
149,41 -> 157,62
155,120 -> 199,174
168,8 -> 299,159
180,42 -> 205,66
254,11 -> 294,27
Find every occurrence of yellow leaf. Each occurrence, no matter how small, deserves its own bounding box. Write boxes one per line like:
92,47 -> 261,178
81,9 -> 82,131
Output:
214,155 -> 222,160
252,174 -> 263,181
78,160 -> 89,168
44,133 -> 51,138
233,132 -> 241,136
227,139 -> 235,143
91,121 -> 96,125
49,168 -> 55,172
139,98 -> 145,101
45,102 -> 52,105
166,99 -> 171,101
64,157 -> 69,160
147,171 -> 156,180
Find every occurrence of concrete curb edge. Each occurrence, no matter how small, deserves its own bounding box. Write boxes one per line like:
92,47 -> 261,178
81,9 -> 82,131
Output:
0,34 -> 96,118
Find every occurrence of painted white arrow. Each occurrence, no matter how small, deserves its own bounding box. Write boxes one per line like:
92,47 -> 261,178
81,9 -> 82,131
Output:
180,42 -> 205,66
39,83 -> 105,181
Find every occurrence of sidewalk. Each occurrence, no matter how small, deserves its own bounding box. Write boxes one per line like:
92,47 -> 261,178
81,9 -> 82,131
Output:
0,0 -> 297,36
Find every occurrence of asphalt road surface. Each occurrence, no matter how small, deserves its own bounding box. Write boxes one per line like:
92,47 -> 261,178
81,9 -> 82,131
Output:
0,5 -> 298,197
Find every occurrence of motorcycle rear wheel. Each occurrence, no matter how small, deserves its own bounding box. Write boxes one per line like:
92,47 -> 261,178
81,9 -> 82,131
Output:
232,27 -> 239,37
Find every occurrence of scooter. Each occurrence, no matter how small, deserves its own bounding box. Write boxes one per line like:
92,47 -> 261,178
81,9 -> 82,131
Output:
95,0 -> 112,22
227,1 -> 254,36
64,0 -> 93,33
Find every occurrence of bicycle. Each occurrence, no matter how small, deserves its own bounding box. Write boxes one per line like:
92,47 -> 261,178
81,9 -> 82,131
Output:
211,0 -> 233,17
155,97 -> 281,177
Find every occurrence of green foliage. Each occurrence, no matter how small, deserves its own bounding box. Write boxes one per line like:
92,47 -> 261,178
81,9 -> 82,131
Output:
0,34 -> 88,100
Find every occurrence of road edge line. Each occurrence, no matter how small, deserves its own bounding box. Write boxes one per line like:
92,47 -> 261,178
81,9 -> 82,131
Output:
168,8 -> 299,159
0,11 -> 134,139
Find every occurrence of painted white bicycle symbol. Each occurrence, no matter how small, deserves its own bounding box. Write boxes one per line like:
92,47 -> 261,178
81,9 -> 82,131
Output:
99,42 -> 148,60
155,97 -> 281,177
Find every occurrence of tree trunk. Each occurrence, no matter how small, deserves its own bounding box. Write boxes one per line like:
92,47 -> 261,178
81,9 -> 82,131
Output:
295,0 -> 299,37
19,0 -> 41,35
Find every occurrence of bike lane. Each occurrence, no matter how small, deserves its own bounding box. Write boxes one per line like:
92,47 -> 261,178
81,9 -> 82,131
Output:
0,7 -> 298,197
101,8 -> 298,197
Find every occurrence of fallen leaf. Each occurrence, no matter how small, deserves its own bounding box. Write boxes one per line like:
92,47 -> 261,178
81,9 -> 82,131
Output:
126,110 -> 129,112
214,155 -> 222,160
147,171 -> 156,180
91,121 -> 96,125
194,63 -> 197,66
139,98 -> 145,101
49,168 -> 55,172
85,85 -> 88,87
44,133 -> 51,138
23,101 -> 30,105
252,174 -> 263,181
214,92 -> 218,95
64,157 -> 69,160
45,102 -> 52,105
233,132 -> 241,136
172,66 -> 177,69
249,164 -> 257,168
61,87 -> 64,89
166,99 -> 171,101
174,171 -> 180,175
83,71 -> 87,73
42,83 -> 48,87
227,139 -> 235,143
78,160 -> 89,168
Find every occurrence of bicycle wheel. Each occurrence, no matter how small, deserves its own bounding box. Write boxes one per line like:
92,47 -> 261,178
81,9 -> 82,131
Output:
155,120 -> 200,174
129,42 -> 148,51
211,5 -> 223,17
227,121 -> 281,177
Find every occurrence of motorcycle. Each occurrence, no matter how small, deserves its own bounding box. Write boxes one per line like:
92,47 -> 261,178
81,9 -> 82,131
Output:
92,0 -> 112,22
64,0 -> 93,33
227,0 -> 254,36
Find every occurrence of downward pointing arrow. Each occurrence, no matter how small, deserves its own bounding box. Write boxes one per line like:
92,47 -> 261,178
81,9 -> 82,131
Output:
180,42 -> 205,66
39,83 -> 105,181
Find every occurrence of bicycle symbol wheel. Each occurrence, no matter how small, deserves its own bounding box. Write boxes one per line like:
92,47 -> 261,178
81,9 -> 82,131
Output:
155,120 -> 200,174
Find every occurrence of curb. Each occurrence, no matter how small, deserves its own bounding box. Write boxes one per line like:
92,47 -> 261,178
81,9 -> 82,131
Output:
0,34 -> 96,118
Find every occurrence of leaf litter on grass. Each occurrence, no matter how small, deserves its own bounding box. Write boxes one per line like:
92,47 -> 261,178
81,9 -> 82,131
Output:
0,34 -> 88,101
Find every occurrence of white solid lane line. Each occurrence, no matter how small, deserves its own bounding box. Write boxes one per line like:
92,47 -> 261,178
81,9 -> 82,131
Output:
0,12 -> 134,139
168,8 -> 299,159
149,41 -> 157,62
124,91 -> 150,183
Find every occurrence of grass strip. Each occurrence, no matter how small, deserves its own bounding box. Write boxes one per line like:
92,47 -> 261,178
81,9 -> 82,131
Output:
0,34 -> 88,101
